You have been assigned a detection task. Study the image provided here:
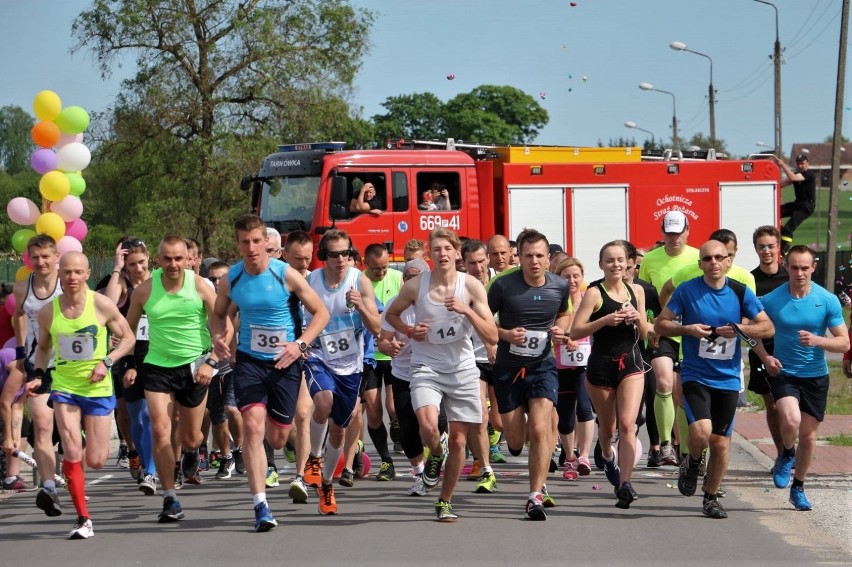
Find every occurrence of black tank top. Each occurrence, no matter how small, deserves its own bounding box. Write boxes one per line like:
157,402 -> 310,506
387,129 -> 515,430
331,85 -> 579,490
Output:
589,281 -> 638,357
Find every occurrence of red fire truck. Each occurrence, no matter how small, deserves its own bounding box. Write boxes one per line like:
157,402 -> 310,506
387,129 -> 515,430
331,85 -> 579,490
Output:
243,140 -> 780,279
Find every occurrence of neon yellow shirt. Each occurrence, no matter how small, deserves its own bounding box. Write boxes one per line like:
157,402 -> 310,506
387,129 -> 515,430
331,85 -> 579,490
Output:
638,245 -> 699,293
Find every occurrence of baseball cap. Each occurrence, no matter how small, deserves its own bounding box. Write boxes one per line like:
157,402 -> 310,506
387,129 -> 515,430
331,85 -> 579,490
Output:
200,257 -> 219,277
403,259 -> 430,275
662,211 -> 688,234
548,243 -> 564,257
795,154 -> 809,162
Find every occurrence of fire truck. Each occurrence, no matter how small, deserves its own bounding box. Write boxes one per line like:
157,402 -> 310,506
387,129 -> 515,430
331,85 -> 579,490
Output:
242,140 -> 780,279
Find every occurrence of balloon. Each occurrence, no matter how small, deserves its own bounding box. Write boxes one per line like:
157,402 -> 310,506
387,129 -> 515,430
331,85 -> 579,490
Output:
15,266 -> 33,282
6,197 -> 40,225
56,132 -> 83,149
57,236 -> 83,256
33,90 -> 62,122
333,451 -> 372,478
23,250 -> 32,269
55,143 -> 91,172
11,229 -> 37,253
66,172 -> 86,196
447,73 -> 456,80
39,171 -> 71,202
53,106 -> 90,135
50,195 -> 83,221
31,121 -> 61,148
30,148 -> 58,174
65,219 -> 88,241
35,212 -> 66,241
4,294 -> 15,317
539,91 -> 546,100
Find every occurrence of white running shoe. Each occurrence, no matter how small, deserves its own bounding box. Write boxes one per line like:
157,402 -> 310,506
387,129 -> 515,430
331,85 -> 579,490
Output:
68,516 -> 94,539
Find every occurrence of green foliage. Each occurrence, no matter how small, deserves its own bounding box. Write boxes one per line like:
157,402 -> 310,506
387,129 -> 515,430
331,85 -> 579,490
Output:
0,169 -> 40,252
683,132 -> 728,155
373,93 -> 447,141
0,106 -> 35,175
445,86 -> 548,144
823,134 -> 851,144
85,224 -> 125,256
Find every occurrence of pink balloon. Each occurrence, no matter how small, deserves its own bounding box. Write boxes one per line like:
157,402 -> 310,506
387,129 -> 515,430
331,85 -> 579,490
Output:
30,148 -> 58,174
64,219 -> 88,241
57,236 -> 83,256
56,132 -> 83,149
23,250 -> 32,269
50,195 -> 84,221
2,337 -> 15,349
4,293 -> 15,317
7,197 -> 40,225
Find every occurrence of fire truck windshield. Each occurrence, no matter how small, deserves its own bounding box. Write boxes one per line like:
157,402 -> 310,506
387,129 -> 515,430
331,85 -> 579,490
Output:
260,175 -> 319,232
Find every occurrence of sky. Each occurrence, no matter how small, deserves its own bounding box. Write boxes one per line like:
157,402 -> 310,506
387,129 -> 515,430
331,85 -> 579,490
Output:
0,0 -> 849,159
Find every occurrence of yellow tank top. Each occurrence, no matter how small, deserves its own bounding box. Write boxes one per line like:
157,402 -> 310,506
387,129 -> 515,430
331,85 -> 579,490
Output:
51,290 -> 112,398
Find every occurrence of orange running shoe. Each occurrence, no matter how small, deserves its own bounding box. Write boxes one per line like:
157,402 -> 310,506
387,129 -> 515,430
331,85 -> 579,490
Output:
317,483 -> 338,515
304,455 -> 323,488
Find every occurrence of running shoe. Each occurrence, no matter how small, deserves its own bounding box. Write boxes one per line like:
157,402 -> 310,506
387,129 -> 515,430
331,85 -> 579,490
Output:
678,458 -> 699,497
180,450 -> 200,482
158,496 -> 185,523
647,448 -> 662,468
283,443 -> 296,464
393,441 -> 404,454
390,419 -> 401,445
265,467 -> 279,488
577,455 -> 592,476
773,453 -> 795,489
317,483 -> 337,515
116,444 -> 129,468
615,482 -> 637,509
215,455 -> 235,479
197,447 -> 210,472
129,453 -> 142,480
138,474 -> 157,496
563,459 -> 579,481
489,445 -> 507,464
466,459 -> 481,481
304,455 -> 323,488
352,440 -> 365,478
289,475 -> 309,504
702,496 -> 728,519
434,499 -> 458,522
2,475 -> 29,491
338,468 -> 355,487
184,471 -> 204,485
68,516 -> 94,539
789,486 -> 813,511
701,480 -> 726,499
549,453 -> 559,473
36,487 -> 62,517
659,443 -> 678,466
376,461 -> 396,481
603,450 -> 621,488
408,475 -> 427,496
474,470 -> 497,494
487,424 -> 501,447
209,451 -> 222,470
233,448 -> 246,475
542,484 -> 557,508
593,440 -> 605,469
254,502 -> 277,532
524,494 -> 547,521
422,449 -> 446,490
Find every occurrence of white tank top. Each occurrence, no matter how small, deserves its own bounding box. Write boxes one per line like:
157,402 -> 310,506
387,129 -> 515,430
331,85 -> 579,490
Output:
380,296 -> 416,382
305,267 -> 365,375
23,274 -> 62,364
410,272 -> 475,374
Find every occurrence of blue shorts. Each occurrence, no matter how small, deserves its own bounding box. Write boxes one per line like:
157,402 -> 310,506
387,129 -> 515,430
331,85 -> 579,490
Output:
49,391 -> 116,416
492,356 -> 558,414
233,352 -> 301,428
304,358 -> 362,428
206,372 -> 236,425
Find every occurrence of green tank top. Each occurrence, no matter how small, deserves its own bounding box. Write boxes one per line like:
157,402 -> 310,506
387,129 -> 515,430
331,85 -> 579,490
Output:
51,290 -> 112,398
144,268 -> 211,368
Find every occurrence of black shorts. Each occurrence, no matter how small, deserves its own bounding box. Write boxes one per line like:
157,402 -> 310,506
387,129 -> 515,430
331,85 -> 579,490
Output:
206,372 -> 236,425
24,360 -> 53,396
747,340 -> 775,396
233,351 -> 302,427
477,361 -> 493,385
361,359 -> 393,392
681,381 -> 738,437
769,373 -> 829,422
650,336 -> 680,363
586,347 -> 645,390
114,356 -> 146,404
492,357 -> 558,414
557,366 -> 585,393
142,361 -> 208,409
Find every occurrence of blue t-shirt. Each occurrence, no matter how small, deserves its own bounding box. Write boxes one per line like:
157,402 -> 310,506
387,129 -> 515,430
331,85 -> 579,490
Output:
760,282 -> 844,378
667,277 -> 763,391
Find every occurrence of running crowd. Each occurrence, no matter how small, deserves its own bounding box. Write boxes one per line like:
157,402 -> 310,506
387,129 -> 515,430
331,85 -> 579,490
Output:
0,209 -> 848,539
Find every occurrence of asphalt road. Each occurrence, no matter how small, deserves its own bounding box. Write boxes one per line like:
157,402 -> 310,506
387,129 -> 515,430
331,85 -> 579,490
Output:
2,431 -> 850,567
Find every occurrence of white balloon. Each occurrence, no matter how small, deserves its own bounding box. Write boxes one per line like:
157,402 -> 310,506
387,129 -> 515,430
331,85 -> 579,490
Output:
56,143 -> 91,172
56,132 -> 84,149
50,195 -> 84,221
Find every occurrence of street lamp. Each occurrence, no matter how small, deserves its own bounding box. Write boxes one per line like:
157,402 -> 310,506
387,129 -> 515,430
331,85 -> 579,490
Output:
670,41 -> 716,149
639,82 -> 679,151
753,0 -> 782,158
624,121 -> 656,146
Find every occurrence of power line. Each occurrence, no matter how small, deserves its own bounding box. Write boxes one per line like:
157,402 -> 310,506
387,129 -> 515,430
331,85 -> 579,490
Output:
787,6 -> 841,61
786,0 -> 825,48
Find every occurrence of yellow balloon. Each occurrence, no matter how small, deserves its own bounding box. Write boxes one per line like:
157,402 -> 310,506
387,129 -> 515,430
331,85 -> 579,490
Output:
35,212 -> 66,241
15,265 -> 33,282
33,90 -> 62,122
40,171 -> 71,202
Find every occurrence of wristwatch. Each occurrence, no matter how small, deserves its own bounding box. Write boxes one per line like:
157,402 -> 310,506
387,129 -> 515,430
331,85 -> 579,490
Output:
102,357 -> 114,369
295,339 -> 308,353
204,357 -> 218,368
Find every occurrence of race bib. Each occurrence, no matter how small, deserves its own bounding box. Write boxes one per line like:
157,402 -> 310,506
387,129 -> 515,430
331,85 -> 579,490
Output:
57,334 -> 94,361
699,336 -> 736,361
428,317 -> 465,344
510,330 -> 549,357
321,328 -> 357,360
250,325 -> 287,355
136,315 -> 149,341
559,341 -> 591,367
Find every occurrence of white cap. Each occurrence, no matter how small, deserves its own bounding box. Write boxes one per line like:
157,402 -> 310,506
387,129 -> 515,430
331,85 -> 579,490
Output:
663,211 -> 687,234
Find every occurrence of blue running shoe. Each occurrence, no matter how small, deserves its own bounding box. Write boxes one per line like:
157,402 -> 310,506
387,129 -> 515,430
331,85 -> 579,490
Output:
254,502 -> 278,532
603,448 -> 621,487
158,496 -> 184,523
773,454 -> 795,489
789,486 -> 812,511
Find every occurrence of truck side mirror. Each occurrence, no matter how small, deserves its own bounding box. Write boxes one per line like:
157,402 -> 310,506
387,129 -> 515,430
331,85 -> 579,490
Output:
330,176 -> 348,221
240,174 -> 254,191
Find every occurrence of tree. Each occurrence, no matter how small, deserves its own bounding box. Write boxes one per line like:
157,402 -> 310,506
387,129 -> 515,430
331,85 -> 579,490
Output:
372,93 -> 447,141
684,132 -> 728,155
72,0 -> 374,252
0,106 -> 35,175
824,134 -> 851,143
444,86 -> 548,144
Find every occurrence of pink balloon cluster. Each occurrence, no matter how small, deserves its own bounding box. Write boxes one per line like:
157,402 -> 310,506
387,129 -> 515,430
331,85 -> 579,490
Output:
6,90 -> 91,267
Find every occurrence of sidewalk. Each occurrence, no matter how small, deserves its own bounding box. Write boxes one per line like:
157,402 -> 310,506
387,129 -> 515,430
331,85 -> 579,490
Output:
734,410 -> 852,476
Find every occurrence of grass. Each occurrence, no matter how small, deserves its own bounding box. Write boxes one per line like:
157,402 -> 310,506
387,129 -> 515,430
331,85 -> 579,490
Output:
744,360 -> 852,415
783,185 -> 852,251
820,433 -> 852,447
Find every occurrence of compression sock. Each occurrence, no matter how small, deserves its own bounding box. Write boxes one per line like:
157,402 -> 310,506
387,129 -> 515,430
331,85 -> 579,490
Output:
368,424 -> 392,463
309,419 -> 328,457
62,459 -> 89,518
654,391 -> 675,444
676,405 -> 690,456
322,440 -> 343,483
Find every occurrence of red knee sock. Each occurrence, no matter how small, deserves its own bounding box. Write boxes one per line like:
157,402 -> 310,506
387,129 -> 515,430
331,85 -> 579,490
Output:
62,459 -> 89,518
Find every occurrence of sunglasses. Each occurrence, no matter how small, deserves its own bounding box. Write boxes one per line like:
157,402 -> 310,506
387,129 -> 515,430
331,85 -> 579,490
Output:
266,248 -> 280,255
208,276 -> 220,283
701,254 -> 730,263
121,238 -> 146,250
326,249 -> 351,259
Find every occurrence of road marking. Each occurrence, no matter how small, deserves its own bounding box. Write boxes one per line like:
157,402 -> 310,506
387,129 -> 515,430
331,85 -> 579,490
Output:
89,474 -> 113,485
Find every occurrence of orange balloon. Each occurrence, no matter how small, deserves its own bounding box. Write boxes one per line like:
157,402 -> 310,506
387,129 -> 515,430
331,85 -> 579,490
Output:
31,121 -> 61,148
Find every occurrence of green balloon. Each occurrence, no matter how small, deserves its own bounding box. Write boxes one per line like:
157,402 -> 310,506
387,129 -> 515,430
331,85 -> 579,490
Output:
12,228 -> 37,253
54,106 -> 90,135
67,172 -> 86,196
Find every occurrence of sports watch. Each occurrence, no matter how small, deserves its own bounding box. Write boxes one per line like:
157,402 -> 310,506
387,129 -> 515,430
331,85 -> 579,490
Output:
295,340 -> 308,353
102,357 -> 114,369
204,357 -> 218,368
